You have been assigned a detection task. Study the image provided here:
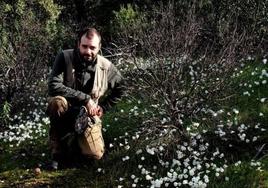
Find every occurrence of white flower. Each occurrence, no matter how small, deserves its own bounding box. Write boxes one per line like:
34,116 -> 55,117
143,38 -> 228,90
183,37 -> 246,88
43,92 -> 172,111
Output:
122,156 -> 130,161
257,167 -> 263,172
260,98 -> 266,103
254,81 -> 260,85
146,174 -> 153,180
181,146 -> 186,151
197,164 -> 202,170
261,69 -> 268,76
189,169 -> 195,176
243,91 -> 250,96
193,122 -> 200,127
233,109 -> 239,114
153,179 -> 163,188
159,146 -> 164,151
263,59 -> 267,64
235,161 -> 241,166
173,182 -> 178,187
161,118 -> 167,124
204,175 -> 209,183
146,147 -> 155,155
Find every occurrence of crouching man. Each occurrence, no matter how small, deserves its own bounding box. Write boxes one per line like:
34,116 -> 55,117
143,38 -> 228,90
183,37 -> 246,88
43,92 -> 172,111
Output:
46,27 -> 124,169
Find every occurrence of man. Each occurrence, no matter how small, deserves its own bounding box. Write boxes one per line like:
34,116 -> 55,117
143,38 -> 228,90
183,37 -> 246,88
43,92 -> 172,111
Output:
47,27 -> 124,169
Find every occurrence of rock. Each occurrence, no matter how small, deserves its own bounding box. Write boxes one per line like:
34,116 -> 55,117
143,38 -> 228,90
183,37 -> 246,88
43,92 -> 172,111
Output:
34,167 -> 41,176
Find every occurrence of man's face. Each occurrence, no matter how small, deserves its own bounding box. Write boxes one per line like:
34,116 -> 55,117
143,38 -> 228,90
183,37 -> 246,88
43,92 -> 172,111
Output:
78,33 -> 101,63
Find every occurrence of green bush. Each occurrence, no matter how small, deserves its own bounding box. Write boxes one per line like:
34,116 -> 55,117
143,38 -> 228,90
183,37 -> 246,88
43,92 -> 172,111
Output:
110,3 -> 146,43
0,0 -> 67,115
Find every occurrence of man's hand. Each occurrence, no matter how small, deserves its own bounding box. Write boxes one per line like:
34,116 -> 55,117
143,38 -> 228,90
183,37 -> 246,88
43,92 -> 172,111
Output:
96,106 -> 103,117
85,100 -> 103,117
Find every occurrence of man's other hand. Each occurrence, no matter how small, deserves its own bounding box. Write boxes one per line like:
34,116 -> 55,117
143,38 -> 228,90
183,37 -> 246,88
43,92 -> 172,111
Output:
86,100 -> 103,117
96,106 -> 103,117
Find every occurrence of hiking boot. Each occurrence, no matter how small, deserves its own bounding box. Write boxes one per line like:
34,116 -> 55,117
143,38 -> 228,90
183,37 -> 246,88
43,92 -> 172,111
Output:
50,153 -> 73,170
51,161 -> 58,170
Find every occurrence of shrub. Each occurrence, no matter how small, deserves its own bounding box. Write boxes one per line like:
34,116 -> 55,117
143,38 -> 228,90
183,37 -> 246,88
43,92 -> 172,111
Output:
112,1 -> 257,138
0,0 -> 74,128
110,4 -> 146,40
0,0 -> 64,125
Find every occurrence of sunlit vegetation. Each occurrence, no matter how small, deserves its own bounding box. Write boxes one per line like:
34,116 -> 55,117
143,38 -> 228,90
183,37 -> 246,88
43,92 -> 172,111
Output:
1,0 -> 268,187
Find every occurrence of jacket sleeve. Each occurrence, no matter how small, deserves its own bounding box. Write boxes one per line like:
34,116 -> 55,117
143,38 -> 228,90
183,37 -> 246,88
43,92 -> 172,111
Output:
48,52 -> 91,104
99,64 -> 125,112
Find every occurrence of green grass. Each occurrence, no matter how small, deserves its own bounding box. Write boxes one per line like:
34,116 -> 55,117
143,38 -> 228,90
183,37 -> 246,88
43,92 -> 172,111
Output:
208,155 -> 268,188
206,60 -> 268,187
0,98 -> 152,187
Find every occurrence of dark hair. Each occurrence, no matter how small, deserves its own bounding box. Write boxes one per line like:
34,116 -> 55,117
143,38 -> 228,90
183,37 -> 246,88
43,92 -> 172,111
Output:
77,27 -> 101,44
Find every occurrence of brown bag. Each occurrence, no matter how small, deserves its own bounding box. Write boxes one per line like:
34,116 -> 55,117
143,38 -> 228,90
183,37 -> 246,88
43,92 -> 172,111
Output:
77,116 -> 105,160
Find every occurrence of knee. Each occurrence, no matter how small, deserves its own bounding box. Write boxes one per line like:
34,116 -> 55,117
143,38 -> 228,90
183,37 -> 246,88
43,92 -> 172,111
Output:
47,96 -> 68,118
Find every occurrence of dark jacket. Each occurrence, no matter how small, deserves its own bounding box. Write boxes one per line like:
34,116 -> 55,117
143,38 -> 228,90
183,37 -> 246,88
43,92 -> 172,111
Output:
48,49 -> 124,112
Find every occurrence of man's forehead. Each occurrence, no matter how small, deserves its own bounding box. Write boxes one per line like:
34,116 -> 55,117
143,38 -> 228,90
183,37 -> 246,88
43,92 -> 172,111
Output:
81,34 -> 100,44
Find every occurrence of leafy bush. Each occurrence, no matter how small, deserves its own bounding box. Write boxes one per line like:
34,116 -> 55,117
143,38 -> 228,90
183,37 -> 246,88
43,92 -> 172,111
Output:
110,4 -> 146,40
112,1 -> 256,138
0,0 -> 71,124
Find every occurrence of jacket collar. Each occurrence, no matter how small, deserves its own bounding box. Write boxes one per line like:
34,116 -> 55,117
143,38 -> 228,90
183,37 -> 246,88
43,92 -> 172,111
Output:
96,54 -> 110,70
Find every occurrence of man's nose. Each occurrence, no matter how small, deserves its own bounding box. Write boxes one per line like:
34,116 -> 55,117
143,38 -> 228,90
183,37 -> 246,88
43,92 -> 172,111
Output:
86,48 -> 92,54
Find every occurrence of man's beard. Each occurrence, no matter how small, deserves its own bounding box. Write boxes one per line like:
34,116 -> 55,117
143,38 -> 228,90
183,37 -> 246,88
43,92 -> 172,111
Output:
80,53 -> 96,64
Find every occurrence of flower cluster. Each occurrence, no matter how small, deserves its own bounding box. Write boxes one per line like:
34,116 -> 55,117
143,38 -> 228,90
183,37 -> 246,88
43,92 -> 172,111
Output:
0,95 -> 49,147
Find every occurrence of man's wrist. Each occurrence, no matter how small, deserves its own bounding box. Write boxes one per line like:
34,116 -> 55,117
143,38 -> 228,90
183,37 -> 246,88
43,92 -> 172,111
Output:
85,98 -> 95,106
